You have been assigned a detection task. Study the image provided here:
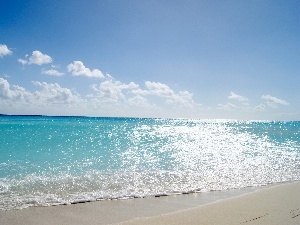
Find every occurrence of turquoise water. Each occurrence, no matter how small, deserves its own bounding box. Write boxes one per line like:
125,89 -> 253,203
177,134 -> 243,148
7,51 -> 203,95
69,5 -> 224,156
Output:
0,115 -> 299,210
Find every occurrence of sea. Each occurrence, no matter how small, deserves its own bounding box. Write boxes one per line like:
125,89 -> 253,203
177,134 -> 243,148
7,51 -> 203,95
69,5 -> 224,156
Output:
0,115 -> 299,210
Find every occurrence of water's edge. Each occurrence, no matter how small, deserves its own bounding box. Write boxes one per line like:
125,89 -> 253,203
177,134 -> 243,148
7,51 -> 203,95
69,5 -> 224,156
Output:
3,180 -> 297,211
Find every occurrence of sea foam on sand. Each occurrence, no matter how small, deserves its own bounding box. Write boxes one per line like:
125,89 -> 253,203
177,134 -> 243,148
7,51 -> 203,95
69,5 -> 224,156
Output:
1,181 -> 299,225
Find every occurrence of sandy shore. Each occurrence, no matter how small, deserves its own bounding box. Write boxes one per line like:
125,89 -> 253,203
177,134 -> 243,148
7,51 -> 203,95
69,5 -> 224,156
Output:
1,182 -> 299,225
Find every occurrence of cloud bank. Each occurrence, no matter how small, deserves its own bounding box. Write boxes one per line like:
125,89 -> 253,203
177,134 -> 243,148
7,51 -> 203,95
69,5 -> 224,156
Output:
0,76 -> 204,118
217,92 -> 290,118
0,44 -> 292,119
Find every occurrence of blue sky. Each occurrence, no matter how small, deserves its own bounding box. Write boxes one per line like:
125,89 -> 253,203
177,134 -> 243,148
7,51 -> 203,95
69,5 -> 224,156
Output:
0,0 -> 299,120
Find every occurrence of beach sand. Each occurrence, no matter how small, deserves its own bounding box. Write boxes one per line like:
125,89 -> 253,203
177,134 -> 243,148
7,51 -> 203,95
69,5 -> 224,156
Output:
1,182 -> 299,225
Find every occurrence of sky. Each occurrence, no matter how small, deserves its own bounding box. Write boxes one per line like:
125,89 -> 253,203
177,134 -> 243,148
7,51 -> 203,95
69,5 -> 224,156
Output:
0,0 -> 299,120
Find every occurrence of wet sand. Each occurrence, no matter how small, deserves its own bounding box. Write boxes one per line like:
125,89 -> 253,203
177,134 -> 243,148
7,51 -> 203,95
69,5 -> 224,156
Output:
1,182 -> 299,225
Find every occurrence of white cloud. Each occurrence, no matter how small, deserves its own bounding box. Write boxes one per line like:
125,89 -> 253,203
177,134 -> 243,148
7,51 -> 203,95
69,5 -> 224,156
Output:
97,79 -> 139,101
0,78 -> 32,102
42,69 -> 64,76
0,78 -> 87,115
67,61 -> 104,78
254,103 -> 266,111
0,78 -> 13,99
32,81 -> 81,104
261,95 -> 289,108
86,78 -> 203,117
128,95 -> 152,108
17,58 -> 28,65
0,78 -> 81,106
0,44 -> 12,58
18,50 -> 52,65
217,103 -> 237,111
132,81 -> 200,109
228,91 -> 248,101
145,81 -> 174,97
166,90 -> 197,108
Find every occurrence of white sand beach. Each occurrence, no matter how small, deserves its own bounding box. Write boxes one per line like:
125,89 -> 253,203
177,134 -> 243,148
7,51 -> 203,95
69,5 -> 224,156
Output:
1,182 -> 299,225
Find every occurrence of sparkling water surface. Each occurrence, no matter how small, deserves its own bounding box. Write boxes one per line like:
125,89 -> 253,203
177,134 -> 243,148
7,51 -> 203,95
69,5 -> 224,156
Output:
0,116 -> 299,210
